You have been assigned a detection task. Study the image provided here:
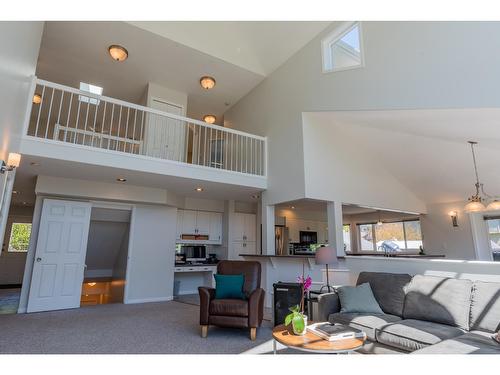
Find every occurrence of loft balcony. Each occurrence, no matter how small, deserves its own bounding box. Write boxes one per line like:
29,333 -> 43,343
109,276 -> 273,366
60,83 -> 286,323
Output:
20,78 -> 267,189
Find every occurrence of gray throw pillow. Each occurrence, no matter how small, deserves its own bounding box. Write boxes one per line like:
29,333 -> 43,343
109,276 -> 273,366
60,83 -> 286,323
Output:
337,283 -> 384,314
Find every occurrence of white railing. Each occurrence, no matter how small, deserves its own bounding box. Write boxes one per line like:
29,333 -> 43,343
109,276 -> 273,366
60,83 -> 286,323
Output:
25,78 -> 267,177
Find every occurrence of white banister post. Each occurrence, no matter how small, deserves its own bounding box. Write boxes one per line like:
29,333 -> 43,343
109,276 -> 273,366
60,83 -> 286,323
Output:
327,200 -> 344,258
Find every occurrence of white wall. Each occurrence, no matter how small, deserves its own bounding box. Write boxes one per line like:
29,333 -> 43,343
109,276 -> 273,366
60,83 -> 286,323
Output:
225,22 -> 500,207
126,205 -> 177,303
420,200 -> 476,260
0,22 -> 43,161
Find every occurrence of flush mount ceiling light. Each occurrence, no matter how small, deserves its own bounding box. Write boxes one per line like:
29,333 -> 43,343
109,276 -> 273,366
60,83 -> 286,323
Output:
33,93 -> 42,104
200,76 -> 216,90
116,178 -> 127,182
1,153 -> 21,174
108,45 -> 128,62
464,141 -> 500,212
203,114 -> 216,124
195,187 -> 204,192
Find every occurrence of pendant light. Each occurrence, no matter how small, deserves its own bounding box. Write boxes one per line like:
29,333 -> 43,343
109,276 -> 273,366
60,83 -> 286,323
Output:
463,141 -> 500,212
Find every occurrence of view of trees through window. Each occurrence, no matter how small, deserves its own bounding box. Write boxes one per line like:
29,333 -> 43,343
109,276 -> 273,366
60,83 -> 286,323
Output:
357,220 -> 422,252
8,223 -> 32,252
486,218 -> 500,261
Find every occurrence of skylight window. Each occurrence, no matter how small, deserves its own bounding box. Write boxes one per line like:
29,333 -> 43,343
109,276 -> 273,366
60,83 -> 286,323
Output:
322,22 -> 364,73
79,82 -> 103,105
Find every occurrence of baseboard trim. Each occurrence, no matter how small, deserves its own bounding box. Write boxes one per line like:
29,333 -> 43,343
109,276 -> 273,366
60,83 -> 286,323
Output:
125,296 -> 173,304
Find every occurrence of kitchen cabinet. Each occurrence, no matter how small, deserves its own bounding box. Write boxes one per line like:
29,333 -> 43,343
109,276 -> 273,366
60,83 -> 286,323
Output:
286,218 -> 328,244
230,213 -> 257,259
177,209 -> 222,244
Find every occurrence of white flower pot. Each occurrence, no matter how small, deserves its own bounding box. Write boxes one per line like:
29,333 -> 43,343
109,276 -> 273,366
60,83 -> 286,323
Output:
292,314 -> 308,336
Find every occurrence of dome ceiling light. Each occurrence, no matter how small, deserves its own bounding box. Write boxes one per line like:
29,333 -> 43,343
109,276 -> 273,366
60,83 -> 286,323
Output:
108,45 -> 128,62
200,76 -> 216,90
203,115 -> 216,124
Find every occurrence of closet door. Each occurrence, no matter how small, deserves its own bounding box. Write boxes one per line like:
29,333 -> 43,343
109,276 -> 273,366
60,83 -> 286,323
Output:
27,199 -> 91,313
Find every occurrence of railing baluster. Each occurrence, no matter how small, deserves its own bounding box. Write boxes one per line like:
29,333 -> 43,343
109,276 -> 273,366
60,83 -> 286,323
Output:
116,105 -> 122,151
108,103 -> 115,150
100,101 -> 107,149
44,87 -> 55,139
140,110 -> 145,155
132,108 -> 137,154
55,90 -> 64,141
73,96 -> 82,144
82,100 -> 90,146
91,99 -> 99,147
123,107 -> 130,153
34,85 -> 45,137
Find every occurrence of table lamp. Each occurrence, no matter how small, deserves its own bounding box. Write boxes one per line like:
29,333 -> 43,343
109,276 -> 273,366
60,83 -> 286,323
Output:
315,246 -> 338,293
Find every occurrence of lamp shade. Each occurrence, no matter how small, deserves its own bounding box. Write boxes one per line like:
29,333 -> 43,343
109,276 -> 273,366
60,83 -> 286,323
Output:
315,246 -> 337,265
464,200 -> 486,213
486,200 -> 500,211
7,153 -> 21,168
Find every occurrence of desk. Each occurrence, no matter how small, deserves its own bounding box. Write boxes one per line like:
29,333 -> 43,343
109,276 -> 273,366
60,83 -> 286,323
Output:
174,264 -> 217,294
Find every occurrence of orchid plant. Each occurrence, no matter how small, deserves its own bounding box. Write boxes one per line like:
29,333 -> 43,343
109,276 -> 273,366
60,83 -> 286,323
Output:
284,274 -> 312,335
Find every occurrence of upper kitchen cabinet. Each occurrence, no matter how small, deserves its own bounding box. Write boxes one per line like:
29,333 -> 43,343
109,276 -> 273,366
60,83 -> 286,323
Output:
177,209 -> 222,244
232,213 -> 256,242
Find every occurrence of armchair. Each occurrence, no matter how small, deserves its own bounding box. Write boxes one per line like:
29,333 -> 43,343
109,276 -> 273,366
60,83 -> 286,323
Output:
198,260 -> 265,340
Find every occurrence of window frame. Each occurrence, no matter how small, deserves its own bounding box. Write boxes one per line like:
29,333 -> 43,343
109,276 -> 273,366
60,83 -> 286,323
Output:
321,21 -> 365,74
342,223 -> 352,253
355,219 -> 423,253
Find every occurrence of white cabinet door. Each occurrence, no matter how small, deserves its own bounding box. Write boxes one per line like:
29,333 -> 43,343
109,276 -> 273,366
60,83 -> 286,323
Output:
27,199 -> 91,313
181,210 -> 197,234
232,213 -> 246,241
287,218 -> 300,243
196,211 -> 211,235
244,214 -> 256,242
176,209 -> 184,240
209,212 -> 222,243
229,242 -> 246,260
243,241 -> 256,255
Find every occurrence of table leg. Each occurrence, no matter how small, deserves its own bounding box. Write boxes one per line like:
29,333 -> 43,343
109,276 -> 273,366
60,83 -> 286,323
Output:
273,339 -> 277,354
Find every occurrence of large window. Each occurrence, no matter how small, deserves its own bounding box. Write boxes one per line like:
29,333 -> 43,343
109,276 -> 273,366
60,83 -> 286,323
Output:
8,223 -> 32,252
486,217 -> 500,261
357,220 -> 423,252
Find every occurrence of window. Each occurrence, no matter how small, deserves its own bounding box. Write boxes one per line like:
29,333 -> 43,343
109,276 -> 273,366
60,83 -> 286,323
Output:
79,82 -> 103,105
343,224 -> 351,252
8,223 -> 32,252
322,22 -> 363,73
356,220 -> 422,252
486,217 -> 500,261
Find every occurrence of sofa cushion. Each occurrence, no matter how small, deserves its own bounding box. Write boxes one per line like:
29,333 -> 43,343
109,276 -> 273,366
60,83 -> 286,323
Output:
403,275 -> 472,330
470,280 -> 500,333
357,272 -> 412,317
329,312 -> 401,341
376,319 -> 465,352
209,299 -> 248,317
337,283 -> 384,314
412,330 -> 500,354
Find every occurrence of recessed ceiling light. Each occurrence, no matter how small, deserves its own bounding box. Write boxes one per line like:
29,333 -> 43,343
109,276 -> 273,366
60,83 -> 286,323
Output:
108,45 -> 128,62
33,94 -> 42,104
203,115 -> 216,124
116,178 -> 126,182
30,162 -> 40,166
195,187 -> 204,192
200,76 -> 216,90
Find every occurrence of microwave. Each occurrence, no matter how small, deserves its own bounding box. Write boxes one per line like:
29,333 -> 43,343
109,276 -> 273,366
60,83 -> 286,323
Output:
181,245 -> 207,262
299,231 -> 317,245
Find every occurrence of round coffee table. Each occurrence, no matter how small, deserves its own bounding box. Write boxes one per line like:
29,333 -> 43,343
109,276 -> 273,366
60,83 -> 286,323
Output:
272,324 -> 365,354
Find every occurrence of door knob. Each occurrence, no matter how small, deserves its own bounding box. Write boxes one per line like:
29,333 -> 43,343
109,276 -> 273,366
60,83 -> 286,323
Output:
36,257 -> 42,262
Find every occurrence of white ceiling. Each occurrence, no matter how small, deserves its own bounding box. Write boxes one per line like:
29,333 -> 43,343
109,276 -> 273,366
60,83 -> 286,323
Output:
306,108 -> 500,204
128,22 -> 332,76
11,154 -> 263,207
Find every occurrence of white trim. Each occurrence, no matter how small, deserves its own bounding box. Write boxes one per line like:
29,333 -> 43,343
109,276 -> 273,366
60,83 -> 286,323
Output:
125,296 -> 173,304
321,22 -> 365,74
123,205 -> 136,304
90,201 -> 134,211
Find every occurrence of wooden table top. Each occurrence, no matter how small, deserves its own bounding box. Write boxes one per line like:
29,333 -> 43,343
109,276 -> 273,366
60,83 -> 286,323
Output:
272,324 -> 366,354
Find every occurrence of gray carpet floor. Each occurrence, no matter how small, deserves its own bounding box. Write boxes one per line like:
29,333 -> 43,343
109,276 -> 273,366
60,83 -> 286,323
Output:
0,300 -> 281,354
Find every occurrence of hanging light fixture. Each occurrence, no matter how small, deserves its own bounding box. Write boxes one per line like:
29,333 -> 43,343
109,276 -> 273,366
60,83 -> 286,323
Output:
200,76 -> 216,90
108,45 -> 128,62
464,141 -> 500,212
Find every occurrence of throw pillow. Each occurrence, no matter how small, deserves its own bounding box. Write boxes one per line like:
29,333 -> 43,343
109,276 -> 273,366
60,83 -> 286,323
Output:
337,283 -> 384,314
214,274 -> 245,299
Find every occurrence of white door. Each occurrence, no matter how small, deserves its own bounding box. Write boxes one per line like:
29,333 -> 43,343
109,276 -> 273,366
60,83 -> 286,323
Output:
181,210 -> 197,234
209,212 -> 222,243
143,99 -> 185,162
196,211 -> 211,236
27,199 -> 91,313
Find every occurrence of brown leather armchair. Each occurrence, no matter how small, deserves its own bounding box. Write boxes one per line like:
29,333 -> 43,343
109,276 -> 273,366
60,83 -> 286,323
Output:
198,260 -> 265,340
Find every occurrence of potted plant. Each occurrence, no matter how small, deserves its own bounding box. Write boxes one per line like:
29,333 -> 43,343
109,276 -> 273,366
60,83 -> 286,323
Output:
284,275 -> 312,335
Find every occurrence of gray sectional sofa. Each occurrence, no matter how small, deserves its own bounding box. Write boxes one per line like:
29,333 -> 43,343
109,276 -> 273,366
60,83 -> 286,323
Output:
317,272 -> 500,354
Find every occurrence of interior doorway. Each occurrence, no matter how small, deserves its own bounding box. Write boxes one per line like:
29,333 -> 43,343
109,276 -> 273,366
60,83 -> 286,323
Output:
81,207 -> 131,306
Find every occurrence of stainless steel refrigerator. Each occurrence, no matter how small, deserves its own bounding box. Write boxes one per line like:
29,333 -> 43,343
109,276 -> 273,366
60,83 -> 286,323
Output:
275,226 -> 289,255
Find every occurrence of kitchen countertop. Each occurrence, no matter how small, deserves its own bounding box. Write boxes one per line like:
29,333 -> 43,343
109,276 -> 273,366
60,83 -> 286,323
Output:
239,253 -> 445,259
174,263 -> 218,267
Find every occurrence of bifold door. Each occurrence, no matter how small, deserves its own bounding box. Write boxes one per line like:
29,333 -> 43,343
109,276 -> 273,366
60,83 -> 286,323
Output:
27,199 -> 91,313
